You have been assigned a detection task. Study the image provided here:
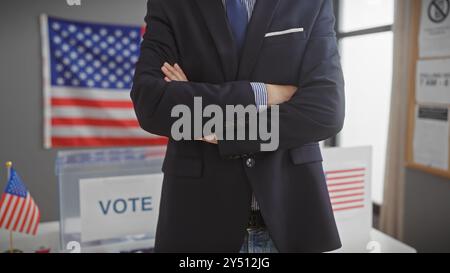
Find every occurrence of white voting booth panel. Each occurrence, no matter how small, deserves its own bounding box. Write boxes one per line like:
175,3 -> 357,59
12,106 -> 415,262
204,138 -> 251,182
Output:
323,146 -> 415,253
56,146 -> 166,253
322,146 -> 373,253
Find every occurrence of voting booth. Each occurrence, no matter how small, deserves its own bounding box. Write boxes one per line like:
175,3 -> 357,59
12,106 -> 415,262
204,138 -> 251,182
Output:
50,145 -> 414,253
54,145 -> 373,252
56,146 -> 166,253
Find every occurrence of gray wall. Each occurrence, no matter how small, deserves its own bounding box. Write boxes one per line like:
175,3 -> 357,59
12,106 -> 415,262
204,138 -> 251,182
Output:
403,169 -> 450,253
0,0 -> 147,222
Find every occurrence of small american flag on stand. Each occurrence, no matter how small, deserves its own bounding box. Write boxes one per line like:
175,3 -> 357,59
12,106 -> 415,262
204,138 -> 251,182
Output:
40,15 -> 166,148
0,163 -> 40,235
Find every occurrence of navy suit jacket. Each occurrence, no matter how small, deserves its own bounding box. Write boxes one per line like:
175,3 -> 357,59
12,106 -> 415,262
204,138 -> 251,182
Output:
131,0 -> 345,253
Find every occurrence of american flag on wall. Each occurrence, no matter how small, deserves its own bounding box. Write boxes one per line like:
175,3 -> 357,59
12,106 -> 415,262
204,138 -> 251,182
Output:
0,168 -> 40,235
326,167 -> 367,212
40,15 -> 167,148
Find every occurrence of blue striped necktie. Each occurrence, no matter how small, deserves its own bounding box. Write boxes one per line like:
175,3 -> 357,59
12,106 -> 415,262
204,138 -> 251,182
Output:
225,0 -> 248,52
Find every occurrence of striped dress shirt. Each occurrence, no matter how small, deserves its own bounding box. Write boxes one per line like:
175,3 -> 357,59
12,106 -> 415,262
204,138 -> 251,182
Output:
223,0 -> 264,211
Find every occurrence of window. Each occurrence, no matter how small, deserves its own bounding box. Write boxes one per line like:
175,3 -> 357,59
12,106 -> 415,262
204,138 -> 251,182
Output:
334,0 -> 395,205
340,0 -> 394,32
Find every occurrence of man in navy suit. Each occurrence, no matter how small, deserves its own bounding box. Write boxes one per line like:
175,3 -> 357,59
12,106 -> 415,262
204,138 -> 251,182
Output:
131,0 -> 345,253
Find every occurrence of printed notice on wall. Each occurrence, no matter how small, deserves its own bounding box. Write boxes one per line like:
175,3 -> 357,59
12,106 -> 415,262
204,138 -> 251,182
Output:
413,106 -> 449,170
417,59 -> 450,105
420,0 -> 450,58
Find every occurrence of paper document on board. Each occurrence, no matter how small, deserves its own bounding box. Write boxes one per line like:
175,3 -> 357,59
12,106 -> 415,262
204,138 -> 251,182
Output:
413,106 -> 449,170
417,59 -> 450,105
419,0 -> 450,58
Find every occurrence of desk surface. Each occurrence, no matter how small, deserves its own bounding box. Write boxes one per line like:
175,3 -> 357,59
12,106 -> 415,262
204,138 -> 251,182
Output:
1,222 -> 416,253
370,229 -> 416,253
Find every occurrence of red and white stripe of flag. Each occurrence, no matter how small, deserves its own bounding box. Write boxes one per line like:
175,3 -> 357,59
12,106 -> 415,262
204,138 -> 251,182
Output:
0,192 -> 40,235
326,167 -> 366,213
48,87 -> 167,147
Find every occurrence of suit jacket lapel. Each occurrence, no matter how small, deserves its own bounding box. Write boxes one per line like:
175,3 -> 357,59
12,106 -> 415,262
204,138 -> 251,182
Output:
195,0 -> 239,81
238,0 -> 281,80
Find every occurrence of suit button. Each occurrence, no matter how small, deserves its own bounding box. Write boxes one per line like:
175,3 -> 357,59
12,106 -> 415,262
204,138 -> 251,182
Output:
246,157 -> 255,168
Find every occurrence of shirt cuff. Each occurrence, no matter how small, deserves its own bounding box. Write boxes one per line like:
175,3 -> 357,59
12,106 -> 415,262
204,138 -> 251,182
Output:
250,82 -> 268,112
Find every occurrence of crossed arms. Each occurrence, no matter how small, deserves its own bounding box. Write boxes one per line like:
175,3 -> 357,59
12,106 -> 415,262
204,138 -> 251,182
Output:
131,0 -> 345,157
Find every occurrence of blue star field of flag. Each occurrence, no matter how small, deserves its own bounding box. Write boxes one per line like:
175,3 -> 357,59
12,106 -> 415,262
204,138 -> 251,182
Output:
5,169 -> 28,198
47,17 -> 142,90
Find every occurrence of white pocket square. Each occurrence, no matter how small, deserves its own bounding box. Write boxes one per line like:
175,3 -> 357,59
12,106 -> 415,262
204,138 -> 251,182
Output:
264,27 -> 304,38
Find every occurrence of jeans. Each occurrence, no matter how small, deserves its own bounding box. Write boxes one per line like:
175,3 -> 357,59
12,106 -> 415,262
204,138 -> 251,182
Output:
239,227 -> 278,253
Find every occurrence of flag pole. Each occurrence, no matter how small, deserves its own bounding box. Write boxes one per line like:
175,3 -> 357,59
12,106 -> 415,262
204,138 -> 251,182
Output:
5,161 -> 13,253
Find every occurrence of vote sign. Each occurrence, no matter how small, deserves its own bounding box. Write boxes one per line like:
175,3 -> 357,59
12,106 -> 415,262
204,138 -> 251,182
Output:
79,174 -> 163,242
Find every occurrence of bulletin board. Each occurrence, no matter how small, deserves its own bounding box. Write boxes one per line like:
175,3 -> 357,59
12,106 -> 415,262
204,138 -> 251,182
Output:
405,0 -> 450,179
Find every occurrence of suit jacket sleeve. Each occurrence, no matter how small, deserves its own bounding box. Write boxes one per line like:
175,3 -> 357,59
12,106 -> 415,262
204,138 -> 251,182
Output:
217,0 -> 345,157
131,0 -> 256,140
